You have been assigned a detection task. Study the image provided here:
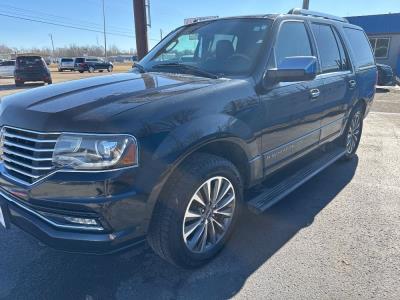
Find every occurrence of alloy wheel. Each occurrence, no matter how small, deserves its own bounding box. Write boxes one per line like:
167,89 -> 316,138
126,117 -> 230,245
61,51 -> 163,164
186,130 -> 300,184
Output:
346,111 -> 362,154
182,176 -> 236,254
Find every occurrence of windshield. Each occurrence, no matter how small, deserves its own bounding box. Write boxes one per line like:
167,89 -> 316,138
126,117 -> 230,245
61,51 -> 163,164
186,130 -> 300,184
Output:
141,18 -> 272,77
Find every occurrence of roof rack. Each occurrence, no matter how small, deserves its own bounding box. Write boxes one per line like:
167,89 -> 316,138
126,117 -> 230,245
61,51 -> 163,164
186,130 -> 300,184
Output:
288,8 -> 349,23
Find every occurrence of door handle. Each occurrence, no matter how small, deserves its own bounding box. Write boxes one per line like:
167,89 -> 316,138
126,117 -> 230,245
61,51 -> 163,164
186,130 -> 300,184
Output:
349,80 -> 357,89
310,88 -> 320,100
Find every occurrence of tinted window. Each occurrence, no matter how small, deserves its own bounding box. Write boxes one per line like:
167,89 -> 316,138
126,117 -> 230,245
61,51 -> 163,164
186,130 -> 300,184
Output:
344,28 -> 375,68
332,30 -> 349,70
75,58 -> 85,63
61,58 -> 74,62
311,24 -> 342,73
17,56 -> 44,66
275,22 -> 312,66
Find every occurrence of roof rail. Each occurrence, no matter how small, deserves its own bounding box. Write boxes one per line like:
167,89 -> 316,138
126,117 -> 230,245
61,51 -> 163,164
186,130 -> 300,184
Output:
288,8 -> 349,23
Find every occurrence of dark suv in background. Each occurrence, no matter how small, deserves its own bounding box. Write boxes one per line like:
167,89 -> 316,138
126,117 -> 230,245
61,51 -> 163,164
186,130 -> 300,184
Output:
75,57 -> 113,73
14,55 -> 52,86
0,9 -> 377,268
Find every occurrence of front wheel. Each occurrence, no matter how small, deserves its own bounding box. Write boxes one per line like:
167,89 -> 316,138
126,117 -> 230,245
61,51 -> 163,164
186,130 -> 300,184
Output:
107,66 -> 113,72
88,66 -> 95,73
148,153 -> 243,268
340,104 -> 364,160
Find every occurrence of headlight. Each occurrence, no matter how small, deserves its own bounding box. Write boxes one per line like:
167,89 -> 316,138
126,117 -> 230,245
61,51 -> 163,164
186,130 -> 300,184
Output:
52,134 -> 138,170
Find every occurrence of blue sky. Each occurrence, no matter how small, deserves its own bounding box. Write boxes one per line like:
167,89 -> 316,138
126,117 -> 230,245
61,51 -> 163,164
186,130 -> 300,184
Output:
1,0 -> 399,51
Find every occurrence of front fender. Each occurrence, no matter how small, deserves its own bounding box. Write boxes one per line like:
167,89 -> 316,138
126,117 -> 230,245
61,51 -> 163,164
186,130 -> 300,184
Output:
153,113 -> 254,163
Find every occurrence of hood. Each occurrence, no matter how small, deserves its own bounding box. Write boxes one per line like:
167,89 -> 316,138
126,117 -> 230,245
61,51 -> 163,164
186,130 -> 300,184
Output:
0,72 -> 216,132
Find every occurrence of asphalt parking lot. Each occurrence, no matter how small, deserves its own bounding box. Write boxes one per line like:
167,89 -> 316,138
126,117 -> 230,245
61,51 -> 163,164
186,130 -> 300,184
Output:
0,82 -> 399,299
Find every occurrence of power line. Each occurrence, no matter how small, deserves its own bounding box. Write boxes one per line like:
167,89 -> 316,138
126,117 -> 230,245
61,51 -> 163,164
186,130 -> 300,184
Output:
0,3 -> 134,34
0,11 -> 160,42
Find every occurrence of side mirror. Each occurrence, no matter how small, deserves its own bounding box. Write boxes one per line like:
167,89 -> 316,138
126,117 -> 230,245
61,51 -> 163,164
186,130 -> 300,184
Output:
265,56 -> 318,84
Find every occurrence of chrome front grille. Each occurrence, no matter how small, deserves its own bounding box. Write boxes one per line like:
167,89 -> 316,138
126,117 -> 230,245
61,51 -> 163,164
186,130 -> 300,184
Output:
1,127 -> 59,185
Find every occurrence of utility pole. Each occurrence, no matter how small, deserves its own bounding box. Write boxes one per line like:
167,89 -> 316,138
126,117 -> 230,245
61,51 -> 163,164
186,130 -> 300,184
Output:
102,0 -> 107,59
49,33 -> 55,60
133,0 -> 149,60
302,0 -> 310,9
160,29 -> 163,40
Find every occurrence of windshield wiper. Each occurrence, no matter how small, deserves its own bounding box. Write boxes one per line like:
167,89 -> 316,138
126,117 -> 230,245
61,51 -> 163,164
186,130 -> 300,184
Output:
151,63 -> 219,79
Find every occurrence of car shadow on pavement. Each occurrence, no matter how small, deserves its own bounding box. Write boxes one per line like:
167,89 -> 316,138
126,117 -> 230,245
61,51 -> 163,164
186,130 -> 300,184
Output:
2,157 -> 358,300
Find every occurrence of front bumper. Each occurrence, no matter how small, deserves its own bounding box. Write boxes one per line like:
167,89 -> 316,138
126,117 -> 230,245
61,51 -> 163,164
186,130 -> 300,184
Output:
0,168 -> 150,254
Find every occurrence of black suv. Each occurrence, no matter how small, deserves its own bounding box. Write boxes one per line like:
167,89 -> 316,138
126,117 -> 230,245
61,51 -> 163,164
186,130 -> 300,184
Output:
14,55 -> 52,86
75,57 -> 113,73
0,9 -> 377,268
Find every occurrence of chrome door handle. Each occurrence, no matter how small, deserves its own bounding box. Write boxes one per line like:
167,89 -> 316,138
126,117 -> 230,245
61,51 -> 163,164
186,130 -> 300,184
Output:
310,88 -> 320,99
349,80 -> 357,89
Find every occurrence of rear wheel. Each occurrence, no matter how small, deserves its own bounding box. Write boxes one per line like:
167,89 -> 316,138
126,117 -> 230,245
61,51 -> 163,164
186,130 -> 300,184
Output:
107,66 -> 113,72
148,153 -> 243,268
47,80 -> 52,85
79,70 -> 84,73
340,103 -> 364,160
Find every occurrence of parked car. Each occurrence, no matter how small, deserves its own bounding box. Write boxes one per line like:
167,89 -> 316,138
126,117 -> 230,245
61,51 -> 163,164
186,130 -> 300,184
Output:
75,57 -> 113,73
58,58 -> 75,72
0,9 -> 377,268
376,63 -> 395,86
13,55 -> 52,86
0,60 -> 15,77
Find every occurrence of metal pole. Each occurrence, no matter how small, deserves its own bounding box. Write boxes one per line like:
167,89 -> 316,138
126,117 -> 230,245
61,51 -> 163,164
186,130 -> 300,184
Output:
49,33 -> 55,60
102,0 -> 107,59
160,29 -> 163,40
302,0 -> 310,9
133,0 -> 149,60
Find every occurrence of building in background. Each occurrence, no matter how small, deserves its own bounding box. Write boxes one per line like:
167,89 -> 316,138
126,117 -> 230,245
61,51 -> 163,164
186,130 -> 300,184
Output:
347,13 -> 400,78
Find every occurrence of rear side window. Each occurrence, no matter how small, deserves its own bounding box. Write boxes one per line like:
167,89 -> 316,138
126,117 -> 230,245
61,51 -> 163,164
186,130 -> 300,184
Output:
61,58 -> 73,62
75,58 -> 85,63
344,28 -> 375,68
311,24 -> 343,73
275,22 -> 312,66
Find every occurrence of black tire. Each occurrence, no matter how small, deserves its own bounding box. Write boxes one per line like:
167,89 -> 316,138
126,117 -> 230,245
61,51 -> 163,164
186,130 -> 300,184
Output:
79,70 -> 84,73
340,103 -> 364,160
147,153 -> 243,268
47,80 -> 52,85
15,81 -> 24,87
59,69 -> 63,72
107,66 -> 113,72
88,66 -> 95,73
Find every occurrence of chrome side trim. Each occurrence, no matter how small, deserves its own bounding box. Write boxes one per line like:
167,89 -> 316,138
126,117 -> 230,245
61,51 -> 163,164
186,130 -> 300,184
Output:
0,190 -> 104,231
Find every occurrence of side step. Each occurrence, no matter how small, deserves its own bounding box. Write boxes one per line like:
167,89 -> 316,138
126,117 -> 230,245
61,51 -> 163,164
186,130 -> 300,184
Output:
247,146 -> 346,214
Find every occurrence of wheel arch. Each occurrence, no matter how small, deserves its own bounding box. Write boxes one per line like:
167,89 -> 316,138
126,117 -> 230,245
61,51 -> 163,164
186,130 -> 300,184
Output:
144,136 -> 252,232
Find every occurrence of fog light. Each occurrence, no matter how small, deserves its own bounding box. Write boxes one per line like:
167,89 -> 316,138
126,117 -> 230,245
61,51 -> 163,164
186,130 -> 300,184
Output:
64,216 -> 99,226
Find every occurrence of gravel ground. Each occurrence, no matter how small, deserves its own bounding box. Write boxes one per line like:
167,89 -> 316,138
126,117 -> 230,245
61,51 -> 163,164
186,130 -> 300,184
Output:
0,88 -> 399,300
